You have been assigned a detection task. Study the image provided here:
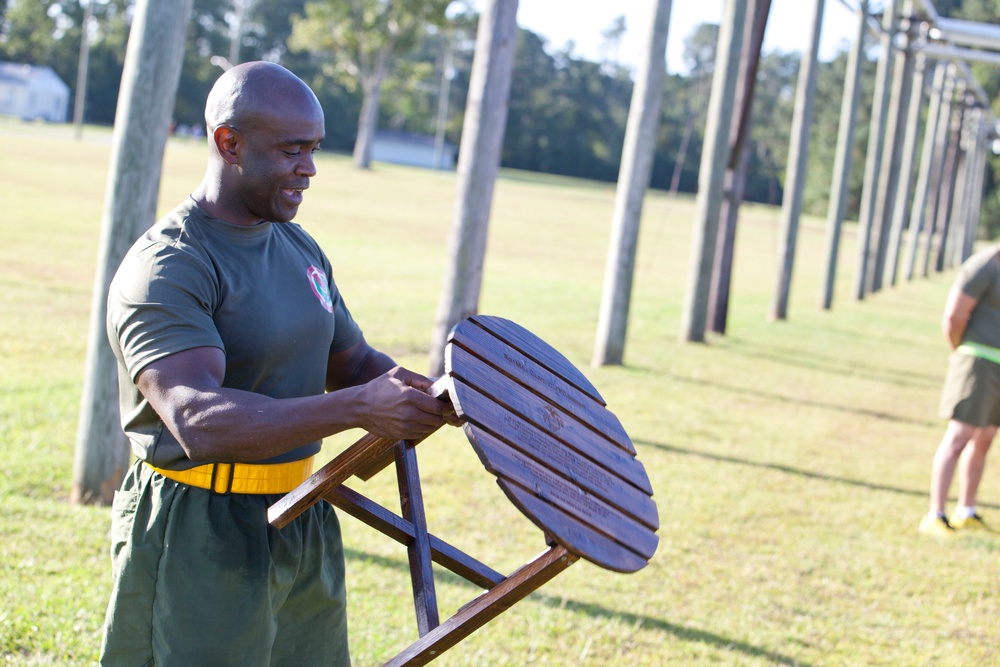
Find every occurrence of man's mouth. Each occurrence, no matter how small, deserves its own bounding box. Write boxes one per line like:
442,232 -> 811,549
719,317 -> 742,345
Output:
282,187 -> 305,205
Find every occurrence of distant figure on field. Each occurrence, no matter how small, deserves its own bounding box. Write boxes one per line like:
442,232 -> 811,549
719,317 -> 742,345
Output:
99,61 -> 453,666
920,245 -> 1000,537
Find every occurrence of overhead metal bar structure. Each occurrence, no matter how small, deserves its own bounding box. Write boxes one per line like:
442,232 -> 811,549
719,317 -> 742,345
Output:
828,0 -> 999,308
676,0 -> 1000,348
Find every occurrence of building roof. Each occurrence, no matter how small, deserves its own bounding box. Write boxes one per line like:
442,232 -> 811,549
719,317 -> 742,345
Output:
0,62 -> 70,92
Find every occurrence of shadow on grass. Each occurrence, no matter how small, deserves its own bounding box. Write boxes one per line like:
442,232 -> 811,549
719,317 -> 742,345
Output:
634,438 -> 1000,511
662,371 -> 937,427
723,337 -> 942,390
343,547 -> 810,666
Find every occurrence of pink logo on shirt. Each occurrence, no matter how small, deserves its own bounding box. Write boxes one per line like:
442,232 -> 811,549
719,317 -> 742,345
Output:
306,265 -> 334,313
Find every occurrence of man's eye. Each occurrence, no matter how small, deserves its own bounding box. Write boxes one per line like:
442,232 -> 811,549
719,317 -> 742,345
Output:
283,150 -> 300,157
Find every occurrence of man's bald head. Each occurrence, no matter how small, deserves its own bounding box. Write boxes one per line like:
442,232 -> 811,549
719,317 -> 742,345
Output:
194,61 -> 326,225
205,61 -> 322,135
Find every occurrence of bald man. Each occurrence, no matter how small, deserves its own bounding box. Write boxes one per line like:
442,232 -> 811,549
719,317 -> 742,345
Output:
99,62 -> 451,666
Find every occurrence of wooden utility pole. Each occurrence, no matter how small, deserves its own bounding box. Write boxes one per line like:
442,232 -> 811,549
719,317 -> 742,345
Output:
884,30 -> 927,288
953,107 -> 984,264
73,0 -> 93,140
870,1 -> 916,293
708,0 -> 771,334
903,59 -> 945,281
935,99 -> 966,273
820,0 -> 868,310
429,0 -> 519,376
72,0 -> 193,505
964,112 -> 989,259
921,67 -> 957,277
853,0 -> 900,300
679,0 -> 747,343
433,45 -> 455,170
769,0 -> 824,321
946,123 -> 970,269
592,0 -> 672,367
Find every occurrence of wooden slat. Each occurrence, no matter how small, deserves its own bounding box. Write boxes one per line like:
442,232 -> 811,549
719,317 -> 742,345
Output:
467,426 -> 659,558
462,316 -> 605,405
451,378 -> 653,496
468,426 -> 657,530
325,485 -> 504,590
448,338 -> 635,456
382,546 -> 579,667
499,480 -> 650,573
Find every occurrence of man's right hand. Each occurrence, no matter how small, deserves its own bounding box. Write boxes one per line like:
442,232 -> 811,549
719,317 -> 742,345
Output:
354,367 -> 455,441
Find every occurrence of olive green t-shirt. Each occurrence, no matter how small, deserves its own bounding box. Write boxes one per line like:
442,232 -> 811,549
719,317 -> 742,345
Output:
107,197 -> 363,470
956,245 -> 1000,349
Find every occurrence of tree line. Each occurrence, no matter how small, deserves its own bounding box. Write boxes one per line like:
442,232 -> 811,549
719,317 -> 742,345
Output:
2,0 -> 999,237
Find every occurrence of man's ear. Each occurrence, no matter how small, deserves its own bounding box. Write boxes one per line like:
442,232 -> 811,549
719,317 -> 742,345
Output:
214,126 -> 240,165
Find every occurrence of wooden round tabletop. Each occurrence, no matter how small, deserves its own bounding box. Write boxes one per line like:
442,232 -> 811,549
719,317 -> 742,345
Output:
444,315 -> 659,574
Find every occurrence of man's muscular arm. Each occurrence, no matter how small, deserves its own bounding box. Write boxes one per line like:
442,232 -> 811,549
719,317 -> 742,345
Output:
137,340 -> 451,463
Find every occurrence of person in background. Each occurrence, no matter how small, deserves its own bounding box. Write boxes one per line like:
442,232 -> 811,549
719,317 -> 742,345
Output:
920,245 -> 1000,537
99,61 -> 453,666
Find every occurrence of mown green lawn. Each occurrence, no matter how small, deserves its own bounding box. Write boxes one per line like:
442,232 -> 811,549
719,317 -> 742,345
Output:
1,118 -> 997,666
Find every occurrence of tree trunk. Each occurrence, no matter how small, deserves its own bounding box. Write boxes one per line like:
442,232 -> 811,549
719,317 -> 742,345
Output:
428,0 -> 519,376
72,0 -> 193,505
353,51 -> 392,169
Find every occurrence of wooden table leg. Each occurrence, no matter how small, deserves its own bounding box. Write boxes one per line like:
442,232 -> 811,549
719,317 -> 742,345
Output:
395,440 -> 440,635
382,545 -> 579,667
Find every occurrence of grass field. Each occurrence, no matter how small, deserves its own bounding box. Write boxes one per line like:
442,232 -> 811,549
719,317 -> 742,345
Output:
1,117 -> 998,666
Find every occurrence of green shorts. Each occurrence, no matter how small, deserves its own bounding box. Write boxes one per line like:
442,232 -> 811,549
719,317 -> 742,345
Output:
940,351 -> 1000,427
100,461 -> 350,667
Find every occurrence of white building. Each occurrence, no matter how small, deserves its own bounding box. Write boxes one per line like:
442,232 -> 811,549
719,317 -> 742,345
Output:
371,129 -> 457,170
0,62 -> 70,123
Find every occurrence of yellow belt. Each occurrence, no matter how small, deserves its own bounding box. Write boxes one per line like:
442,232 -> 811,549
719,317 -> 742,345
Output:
145,457 -> 314,494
